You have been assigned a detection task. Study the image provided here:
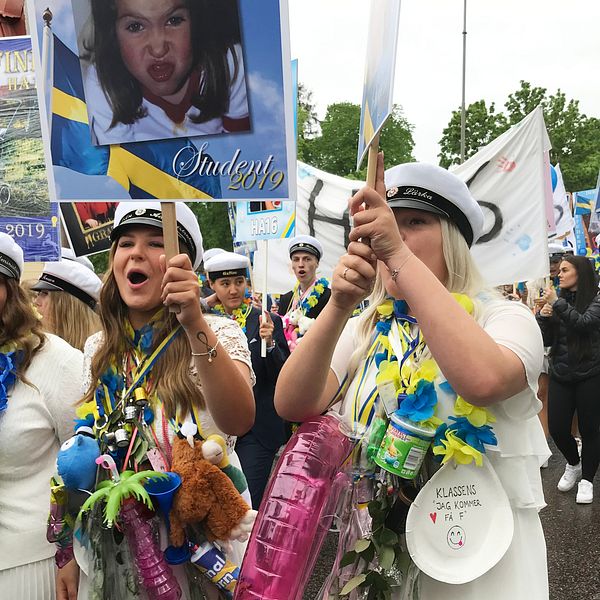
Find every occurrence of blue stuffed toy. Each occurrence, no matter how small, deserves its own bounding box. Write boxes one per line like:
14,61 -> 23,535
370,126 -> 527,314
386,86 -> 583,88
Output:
57,426 -> 100,491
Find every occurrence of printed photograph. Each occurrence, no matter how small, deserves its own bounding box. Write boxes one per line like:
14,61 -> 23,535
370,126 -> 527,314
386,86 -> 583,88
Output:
72,0 -> 251,146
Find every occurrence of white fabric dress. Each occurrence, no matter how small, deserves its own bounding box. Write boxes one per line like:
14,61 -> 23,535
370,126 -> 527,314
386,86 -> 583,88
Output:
0,335 -> 84,600
78,315 -> 255,599
85,44 -> 249,146
329,297 -> 551,600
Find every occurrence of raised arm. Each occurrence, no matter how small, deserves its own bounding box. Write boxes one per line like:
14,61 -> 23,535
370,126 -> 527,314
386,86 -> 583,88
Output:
348,155 -> 530,407
275,242 -> 377,422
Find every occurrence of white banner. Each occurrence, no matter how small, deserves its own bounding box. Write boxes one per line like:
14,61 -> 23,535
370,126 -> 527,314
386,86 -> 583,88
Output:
255,108 -> 551,293
552,163 -> 575,240
452,106 -> 551,286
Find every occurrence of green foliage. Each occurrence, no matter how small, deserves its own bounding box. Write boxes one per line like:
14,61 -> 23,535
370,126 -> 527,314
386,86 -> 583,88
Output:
298,93 -> 415,179
188,201 -> 233,253
338,489 -> 405,599
89,252 -> 108,275
438,80 -> 600,191
79,470 -> 168,527
438,100 -> 507,168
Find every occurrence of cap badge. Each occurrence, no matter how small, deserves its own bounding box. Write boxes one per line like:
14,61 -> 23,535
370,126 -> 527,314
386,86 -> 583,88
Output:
386,187 -> 398,198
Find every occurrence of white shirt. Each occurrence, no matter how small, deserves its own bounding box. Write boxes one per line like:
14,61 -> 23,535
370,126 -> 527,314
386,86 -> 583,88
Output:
85,44 -> 249,145
0,335 -> 83,571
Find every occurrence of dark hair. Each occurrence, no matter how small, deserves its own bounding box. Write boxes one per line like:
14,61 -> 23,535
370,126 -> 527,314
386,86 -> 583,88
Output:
557,255 -> 599,362
85,0 -> 242,128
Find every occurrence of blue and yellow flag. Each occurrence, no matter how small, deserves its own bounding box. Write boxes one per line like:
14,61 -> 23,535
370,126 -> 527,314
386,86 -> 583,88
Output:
574,189 -> 596,215
50,35 -> 221,200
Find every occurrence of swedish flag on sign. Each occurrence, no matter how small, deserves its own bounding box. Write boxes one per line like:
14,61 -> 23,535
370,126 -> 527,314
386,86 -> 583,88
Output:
50,35 -> 221,200
574,189 -> 596,215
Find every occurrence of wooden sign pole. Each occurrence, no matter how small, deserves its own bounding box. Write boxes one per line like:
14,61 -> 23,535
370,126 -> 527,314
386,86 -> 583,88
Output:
366,132 -> 381,189
161,202 -> 180,313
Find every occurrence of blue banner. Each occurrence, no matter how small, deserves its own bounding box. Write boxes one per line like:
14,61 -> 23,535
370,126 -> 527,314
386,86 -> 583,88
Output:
574,214 -> 588,255
0,36 -> 59,262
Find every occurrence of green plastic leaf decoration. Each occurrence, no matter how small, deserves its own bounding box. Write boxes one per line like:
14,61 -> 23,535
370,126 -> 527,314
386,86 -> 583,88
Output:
339,574 -> 367,596
354,538 -> 371,553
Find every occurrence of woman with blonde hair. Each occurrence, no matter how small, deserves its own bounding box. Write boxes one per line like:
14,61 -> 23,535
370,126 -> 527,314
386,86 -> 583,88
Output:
54,201 -> 255,600
275,158 -> 550,599
32,258 -> 102,351
0,233 -> 83,599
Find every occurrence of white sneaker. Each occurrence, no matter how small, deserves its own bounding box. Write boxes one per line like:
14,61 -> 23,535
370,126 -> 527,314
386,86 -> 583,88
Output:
541,458 -> 549,469
576,479 -> 593,504
557,462 -> 582,492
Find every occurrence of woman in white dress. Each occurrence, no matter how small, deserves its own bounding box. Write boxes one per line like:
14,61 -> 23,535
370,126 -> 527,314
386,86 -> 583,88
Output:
275,157 -> 550,599
0,233 -> 84,600
55,202 -> 255,599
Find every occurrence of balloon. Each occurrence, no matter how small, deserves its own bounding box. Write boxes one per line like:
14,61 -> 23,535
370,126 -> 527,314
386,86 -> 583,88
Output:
234,415 -> 353,600
550,164 -> 558,192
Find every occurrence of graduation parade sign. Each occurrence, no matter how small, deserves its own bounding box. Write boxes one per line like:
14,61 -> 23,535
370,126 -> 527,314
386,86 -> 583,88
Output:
25,0 -> 296,205
0,35 -> 59,262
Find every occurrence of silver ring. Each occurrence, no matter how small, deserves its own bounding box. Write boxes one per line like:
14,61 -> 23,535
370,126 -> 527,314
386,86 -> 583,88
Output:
342,267 -> 349,280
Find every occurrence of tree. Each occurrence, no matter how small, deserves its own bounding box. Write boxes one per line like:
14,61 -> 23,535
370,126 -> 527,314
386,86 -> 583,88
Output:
297,84 -> 319,164
438,100 -> 507,168
307,102 -> 415,179
438,80 -> 600,191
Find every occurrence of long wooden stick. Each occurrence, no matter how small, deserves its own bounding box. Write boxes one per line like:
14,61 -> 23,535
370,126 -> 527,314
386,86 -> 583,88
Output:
366,132 -> 381,189
161,202 -> 180,313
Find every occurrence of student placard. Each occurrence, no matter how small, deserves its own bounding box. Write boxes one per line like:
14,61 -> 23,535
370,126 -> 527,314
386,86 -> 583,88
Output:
234,200 -> 295,242
26,0 -> 296,204
0,35 -> 59,262
356,0 -> 401,169
60,201 -> 117,257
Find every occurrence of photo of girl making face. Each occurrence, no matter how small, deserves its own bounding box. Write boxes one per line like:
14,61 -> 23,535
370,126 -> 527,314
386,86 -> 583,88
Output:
75,0 -> 251,146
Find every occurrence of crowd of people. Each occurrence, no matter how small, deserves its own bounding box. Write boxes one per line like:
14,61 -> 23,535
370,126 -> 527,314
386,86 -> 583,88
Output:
1,159 -> 598,600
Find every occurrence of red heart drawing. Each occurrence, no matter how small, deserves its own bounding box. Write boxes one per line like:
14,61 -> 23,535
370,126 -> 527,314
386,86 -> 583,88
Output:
429,512 -> 437,524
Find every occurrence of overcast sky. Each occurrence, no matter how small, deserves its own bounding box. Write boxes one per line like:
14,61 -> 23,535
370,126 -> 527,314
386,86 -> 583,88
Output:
289,0 -> 600,165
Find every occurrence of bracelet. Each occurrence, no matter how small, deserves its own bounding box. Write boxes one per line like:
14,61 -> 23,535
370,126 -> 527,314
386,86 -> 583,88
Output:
192,340 -> 219,363
388,253 -> 414,283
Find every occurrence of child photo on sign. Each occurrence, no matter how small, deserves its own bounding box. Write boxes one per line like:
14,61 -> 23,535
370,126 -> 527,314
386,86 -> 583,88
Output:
72,0 -> 251,146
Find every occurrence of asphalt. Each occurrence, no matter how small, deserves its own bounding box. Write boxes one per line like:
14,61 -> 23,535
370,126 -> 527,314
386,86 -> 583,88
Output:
302,440 -> 600,600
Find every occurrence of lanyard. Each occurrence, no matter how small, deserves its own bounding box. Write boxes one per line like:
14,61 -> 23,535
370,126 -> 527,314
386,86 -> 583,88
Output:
95,325 -> 182,417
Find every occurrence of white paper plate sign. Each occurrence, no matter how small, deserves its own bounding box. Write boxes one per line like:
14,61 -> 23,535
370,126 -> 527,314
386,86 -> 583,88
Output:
405,457 -> 514,584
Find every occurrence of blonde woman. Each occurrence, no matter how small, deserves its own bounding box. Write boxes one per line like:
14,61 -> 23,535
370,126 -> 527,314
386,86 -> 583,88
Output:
32,259 -> 102,351
55,202 -> 255,600
0,233 -> 83,599
275,158 -> 550,598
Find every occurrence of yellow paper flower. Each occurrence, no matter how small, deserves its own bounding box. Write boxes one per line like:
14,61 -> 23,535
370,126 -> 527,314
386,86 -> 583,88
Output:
375,360 -> 400,389
76,400 -> 99,421
451,293 -> 474,315
403,358 -> 437,393
454,396 -> 496,427
307,296 -> 318,307
315,284 -> 325,293
433,430 -> 483,466
376,300 -> 394,318
419,415 -> 443,430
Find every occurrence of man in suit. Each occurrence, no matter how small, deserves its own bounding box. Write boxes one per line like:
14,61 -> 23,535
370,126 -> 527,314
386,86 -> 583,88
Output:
277,235 -> 330,320
205,251 -> 289,508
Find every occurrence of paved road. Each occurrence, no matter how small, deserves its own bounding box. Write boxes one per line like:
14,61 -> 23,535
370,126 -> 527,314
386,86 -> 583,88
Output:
302,441 -> 599,599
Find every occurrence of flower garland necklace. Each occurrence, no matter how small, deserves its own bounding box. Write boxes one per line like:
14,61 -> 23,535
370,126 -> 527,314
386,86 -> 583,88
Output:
360,295 -> 497,468
291,277 -> 329,315
0,342 -> 21,417
211,300 -> 252,332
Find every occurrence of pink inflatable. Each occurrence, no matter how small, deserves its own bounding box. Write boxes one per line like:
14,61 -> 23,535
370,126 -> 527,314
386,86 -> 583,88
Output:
234,415 -> 353,600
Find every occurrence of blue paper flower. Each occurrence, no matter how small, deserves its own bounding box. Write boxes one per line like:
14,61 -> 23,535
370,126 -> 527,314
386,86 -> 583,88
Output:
375,352 -> 396,368
100,367 -> 124,398
397,379 -> 438,422
376,320 -> 392,335
393,300 -> 408,317
0,351 -> 17,415
134,324 -> 155,353
446,416 -> 497,453
432,422 -> 449,462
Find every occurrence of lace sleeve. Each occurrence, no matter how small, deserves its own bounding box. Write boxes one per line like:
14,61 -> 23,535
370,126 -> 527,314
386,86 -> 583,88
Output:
204,314 -> 256,386
82,332 -> 103,395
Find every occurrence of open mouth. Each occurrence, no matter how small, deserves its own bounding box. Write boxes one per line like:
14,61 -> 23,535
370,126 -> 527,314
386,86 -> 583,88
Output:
148,62 -> 175,83
127,271 -> 149,286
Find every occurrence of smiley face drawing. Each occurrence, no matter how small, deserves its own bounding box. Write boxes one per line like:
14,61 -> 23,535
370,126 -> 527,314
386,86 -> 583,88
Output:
447,526 -> 466,549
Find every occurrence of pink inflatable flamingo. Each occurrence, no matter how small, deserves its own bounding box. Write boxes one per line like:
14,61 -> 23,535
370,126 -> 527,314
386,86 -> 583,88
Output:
234,415 -> 353,600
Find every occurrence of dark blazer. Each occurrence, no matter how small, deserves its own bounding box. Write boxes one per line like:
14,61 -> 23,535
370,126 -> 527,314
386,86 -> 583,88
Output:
244,307 -> 290,450
277,286 -> 331,320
